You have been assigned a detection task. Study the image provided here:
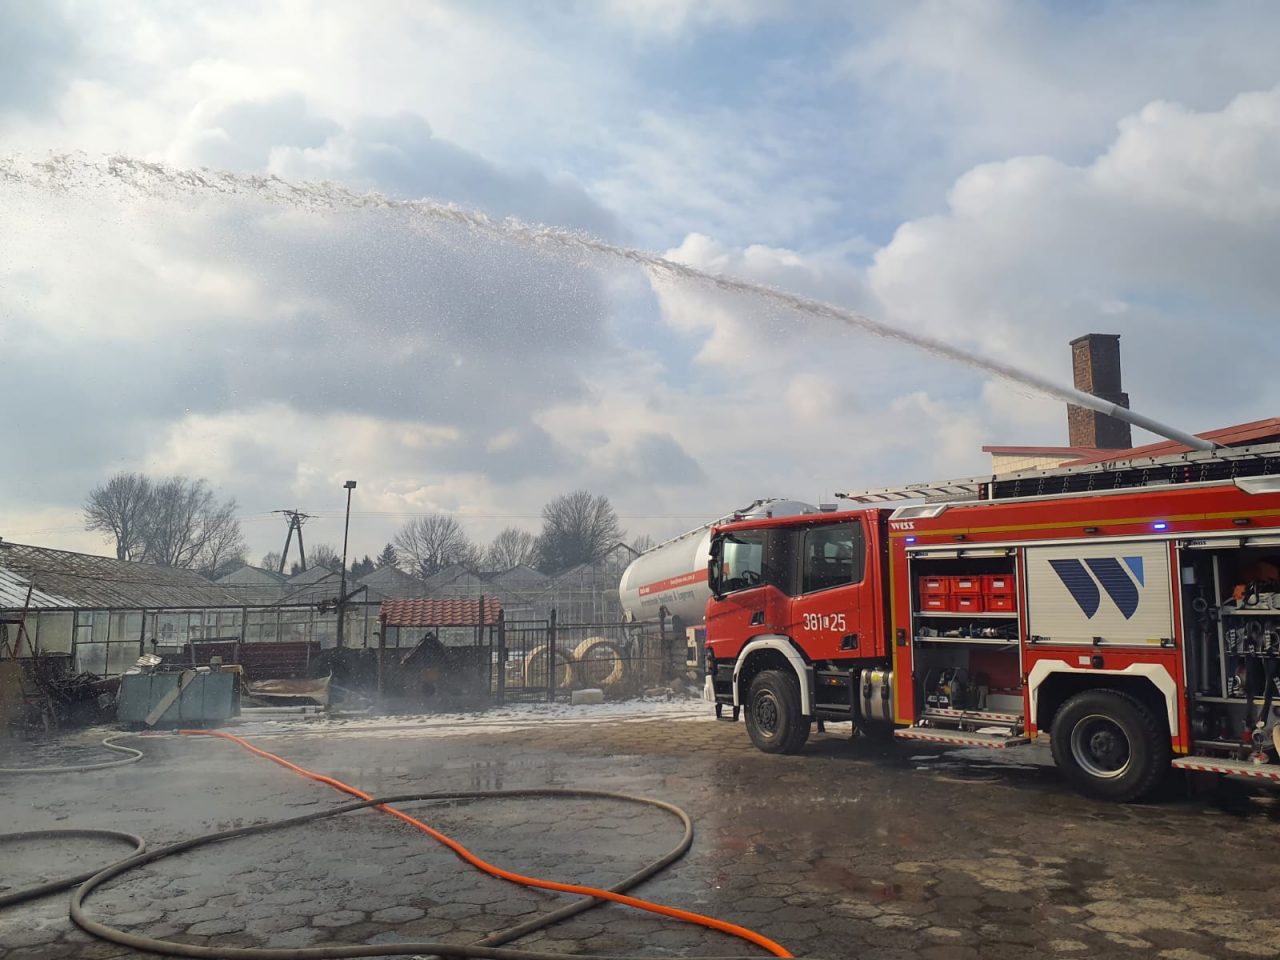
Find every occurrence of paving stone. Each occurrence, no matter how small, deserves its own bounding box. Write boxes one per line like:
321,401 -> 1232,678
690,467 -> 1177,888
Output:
312,909 -> 366,927
0,923 -> 62,948
185,916 -> 245,936
369,905 -> 426,923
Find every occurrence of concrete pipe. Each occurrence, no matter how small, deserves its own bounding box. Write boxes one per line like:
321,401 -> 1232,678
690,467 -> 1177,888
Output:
524,644 -> 574,691
573,637 -> 627,688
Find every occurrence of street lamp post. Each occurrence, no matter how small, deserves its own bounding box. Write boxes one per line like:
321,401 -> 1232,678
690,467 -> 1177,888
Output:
337,480 -> 357,648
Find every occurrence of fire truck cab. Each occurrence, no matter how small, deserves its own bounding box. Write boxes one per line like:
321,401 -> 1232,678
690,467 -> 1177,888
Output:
704,444 -> 1280,802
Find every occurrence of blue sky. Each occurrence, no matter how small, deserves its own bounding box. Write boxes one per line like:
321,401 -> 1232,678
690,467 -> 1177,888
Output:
3,0 -> 1280,562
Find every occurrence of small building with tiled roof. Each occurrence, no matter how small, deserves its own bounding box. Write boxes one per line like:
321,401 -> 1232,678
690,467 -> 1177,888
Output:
379,596 -> 502,648
984,334 -> 1280,478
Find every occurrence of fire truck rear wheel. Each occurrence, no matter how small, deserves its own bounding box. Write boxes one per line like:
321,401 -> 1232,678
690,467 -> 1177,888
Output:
1050,689 -> 1169,802
745,669 -> 810,754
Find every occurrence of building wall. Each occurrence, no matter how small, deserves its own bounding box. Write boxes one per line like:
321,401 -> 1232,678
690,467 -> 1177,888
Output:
990,453 -> 1083,475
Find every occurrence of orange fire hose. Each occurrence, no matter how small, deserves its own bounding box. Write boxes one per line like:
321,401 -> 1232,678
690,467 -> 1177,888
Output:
180,729 -> 792,958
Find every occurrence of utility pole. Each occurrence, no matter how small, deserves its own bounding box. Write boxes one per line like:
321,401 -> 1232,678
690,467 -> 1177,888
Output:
336,481 -> 357,649
272,509 -> 311,574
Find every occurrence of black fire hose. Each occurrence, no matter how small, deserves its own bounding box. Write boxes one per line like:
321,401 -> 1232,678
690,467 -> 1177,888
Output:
0,734 -> 143,775
0,828 -> 146,909
39,788 -> 790,960
1255,655 -> 1277,748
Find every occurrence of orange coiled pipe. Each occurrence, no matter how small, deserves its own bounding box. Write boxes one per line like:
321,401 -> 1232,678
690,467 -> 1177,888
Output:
180,729 -> 791,958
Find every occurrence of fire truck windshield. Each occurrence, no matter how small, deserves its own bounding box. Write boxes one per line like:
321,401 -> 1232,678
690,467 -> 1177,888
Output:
711,530 -> 775,595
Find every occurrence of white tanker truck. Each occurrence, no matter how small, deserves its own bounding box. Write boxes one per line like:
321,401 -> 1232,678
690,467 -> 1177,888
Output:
618,500 -> 822,652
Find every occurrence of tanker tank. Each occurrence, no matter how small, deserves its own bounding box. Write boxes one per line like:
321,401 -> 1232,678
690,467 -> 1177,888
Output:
618,499 -> 820,625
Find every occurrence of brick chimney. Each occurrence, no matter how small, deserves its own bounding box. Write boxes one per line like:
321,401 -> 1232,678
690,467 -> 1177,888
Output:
1067,333 -> 1132,449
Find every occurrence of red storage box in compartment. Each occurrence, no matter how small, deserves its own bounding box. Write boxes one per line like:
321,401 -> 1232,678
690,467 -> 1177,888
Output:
951,576 -> 982,596
918,575 -> 951,596
986,593 -> 1017,612
920,594 -> 952,613
952,594 -> 986,613
982,574 -> 1014,595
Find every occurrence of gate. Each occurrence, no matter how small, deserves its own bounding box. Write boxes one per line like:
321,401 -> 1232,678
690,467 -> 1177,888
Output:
496,612 -> 559,703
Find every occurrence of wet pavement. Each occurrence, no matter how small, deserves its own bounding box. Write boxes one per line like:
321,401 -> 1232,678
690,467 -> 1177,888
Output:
3,703 -> 1280,960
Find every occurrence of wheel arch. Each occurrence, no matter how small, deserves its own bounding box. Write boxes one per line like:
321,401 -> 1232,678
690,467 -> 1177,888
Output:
732,637 -> 813,716
1029,660 -> 1174,739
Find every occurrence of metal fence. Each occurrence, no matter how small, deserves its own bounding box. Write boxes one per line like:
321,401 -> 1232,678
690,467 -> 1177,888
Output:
492,612 -> 679,704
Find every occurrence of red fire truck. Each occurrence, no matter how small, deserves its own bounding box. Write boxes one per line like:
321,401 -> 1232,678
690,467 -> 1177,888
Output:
699,443 -> 1280,801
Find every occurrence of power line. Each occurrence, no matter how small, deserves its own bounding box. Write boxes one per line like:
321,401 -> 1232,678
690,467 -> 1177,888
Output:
239,511 -> 720,522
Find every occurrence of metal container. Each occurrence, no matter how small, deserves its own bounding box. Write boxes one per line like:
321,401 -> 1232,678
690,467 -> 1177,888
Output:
117,670 -> 239,726
618,499 -> 819,625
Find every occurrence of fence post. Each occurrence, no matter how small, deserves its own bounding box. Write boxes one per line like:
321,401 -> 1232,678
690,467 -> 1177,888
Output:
377,612 -> 386,706
658,606 -> 669,681
496,609 -> 506,706
547,608 -> 557,703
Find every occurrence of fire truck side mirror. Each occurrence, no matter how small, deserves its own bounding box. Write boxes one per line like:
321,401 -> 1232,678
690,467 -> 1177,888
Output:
708,539 -> 724,599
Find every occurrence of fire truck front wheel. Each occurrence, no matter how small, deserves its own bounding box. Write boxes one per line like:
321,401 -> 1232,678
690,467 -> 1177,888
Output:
1050,689 -> 1170,802
744,669 -> 811,754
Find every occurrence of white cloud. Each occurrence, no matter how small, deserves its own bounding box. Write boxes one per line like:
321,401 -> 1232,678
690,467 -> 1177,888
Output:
869,86 -> 1280,438
1093,92 -> 1280,224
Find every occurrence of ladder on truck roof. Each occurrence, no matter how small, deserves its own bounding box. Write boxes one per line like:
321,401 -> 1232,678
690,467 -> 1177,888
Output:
835,440 -> 1280,505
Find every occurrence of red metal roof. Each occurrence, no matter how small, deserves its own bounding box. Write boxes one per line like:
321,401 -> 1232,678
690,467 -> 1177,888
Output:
982,445 -> 1101,457
1063,416 -> 1280,466
379,597 -> 502,627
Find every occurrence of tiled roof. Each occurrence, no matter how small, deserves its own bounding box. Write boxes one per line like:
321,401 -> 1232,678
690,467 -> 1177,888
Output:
1064,416 -> 1280,466
379,597 -> 502,627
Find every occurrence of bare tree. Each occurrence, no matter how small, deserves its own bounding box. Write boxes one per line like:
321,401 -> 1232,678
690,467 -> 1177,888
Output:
535,491 -> 624,574
394,514 -> 481,578
84,473 -> 154,560
485,527 -> 539,571
630,534 -> 656,554
259,551 -> 283,572
198,504 -> 248,579
140,477 -> 245,571
306,543 -> 343,573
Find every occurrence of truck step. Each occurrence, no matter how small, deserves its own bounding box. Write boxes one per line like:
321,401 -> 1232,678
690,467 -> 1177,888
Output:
920,707 -> 1023,728
895,726 -> 1029,749
1171,756 -> 1280,781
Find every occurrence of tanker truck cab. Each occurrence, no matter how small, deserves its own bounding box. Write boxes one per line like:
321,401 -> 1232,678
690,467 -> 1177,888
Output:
705,509 -> 890,753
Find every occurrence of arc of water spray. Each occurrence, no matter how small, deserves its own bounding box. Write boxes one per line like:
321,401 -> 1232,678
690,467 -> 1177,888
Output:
2,153 -> 1214,452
